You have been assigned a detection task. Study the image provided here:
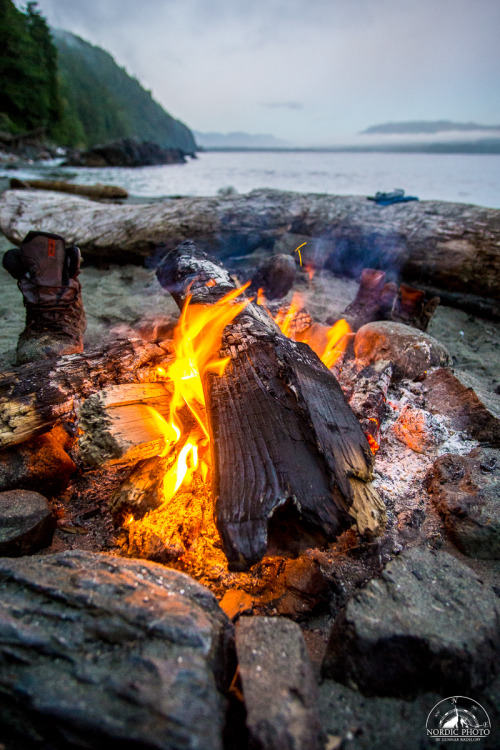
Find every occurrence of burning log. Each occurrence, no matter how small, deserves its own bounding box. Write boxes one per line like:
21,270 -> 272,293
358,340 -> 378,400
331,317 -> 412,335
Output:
156,241 -> 386,571
391,283 -> 440,331
341,268 -> 395,331
0,338 -> 170,449
339,269 -> 438,332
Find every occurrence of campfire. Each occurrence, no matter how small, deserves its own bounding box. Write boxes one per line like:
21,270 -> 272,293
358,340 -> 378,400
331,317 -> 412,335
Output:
87,241 -> 382,575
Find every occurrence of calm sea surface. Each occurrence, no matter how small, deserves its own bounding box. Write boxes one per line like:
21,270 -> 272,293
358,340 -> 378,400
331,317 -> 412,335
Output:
5,151 -> 500,208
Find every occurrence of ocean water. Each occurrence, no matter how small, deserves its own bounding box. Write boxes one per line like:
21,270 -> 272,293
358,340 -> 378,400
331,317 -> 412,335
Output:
4,150 -> 500,208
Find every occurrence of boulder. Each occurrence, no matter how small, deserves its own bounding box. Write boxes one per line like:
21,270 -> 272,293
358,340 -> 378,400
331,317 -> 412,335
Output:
354,321 -> 451,380
428,447 -> 500,559
0,550 -> 233,749
0,489 -> 56,555
236,616 -> 322,750
321,547 -> 500,698
64,138 -> 186,167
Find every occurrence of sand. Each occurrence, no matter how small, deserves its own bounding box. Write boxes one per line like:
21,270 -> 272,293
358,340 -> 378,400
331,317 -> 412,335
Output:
1,232 -> 499,396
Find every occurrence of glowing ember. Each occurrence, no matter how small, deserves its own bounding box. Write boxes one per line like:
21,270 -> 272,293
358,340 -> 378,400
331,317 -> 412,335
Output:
366,417 -> 381,454
153,283 -> 251,504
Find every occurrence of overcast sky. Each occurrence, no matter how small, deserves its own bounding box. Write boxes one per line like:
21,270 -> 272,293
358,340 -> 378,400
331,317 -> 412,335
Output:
25,0 -> 500,145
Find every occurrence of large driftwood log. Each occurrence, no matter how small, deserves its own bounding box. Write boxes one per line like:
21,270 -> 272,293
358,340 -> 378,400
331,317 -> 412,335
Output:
1,189 -> 499,305
0,339 -> 171,449
156,241 -> 385,571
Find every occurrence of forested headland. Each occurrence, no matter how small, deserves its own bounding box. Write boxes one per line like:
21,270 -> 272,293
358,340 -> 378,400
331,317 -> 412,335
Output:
0,0 -> 196,153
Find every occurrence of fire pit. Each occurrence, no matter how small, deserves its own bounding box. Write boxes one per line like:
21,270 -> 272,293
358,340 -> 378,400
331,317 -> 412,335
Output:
0,197 -> 499,749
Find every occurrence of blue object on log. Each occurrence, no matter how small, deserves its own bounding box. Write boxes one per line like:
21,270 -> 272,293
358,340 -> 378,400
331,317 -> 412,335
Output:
367,189 -> 419,205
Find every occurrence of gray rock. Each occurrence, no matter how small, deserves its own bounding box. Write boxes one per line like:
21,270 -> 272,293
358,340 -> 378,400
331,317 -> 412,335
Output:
0,489 -> 56,555
0,550 -> 233,749
318,676 -> 500,750
428,447 -> 500,559
354,321 -> 451,380
236,616 -> 322,750
322,547 -> 500,698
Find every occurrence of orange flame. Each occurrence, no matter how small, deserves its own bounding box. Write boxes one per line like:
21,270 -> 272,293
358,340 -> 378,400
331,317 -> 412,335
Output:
319,318 -> 351,369
153,283 -> 251,504
276,292 -> 304,338
273,293 -> 350,369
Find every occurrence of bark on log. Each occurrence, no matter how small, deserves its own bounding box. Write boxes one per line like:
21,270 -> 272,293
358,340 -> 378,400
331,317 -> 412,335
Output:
1,188 -> 499,305
9,178 -> 128,200
0,339 -> 171,449
77,383 -> 174,467
156,241 -> 385,571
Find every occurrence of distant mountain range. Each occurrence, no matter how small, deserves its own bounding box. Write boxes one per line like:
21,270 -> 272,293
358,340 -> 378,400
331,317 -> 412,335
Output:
194,131 -> 291,149
361,120 -> 500,135
53,30 -> 197,152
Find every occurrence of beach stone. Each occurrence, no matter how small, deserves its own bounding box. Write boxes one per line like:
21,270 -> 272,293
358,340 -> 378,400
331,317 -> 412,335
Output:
425,368 -> 500,446
0,424 -> 76,495
428,447 -> 500,559
354,321 -> 451,380
0,550 -> 233,749
0,489 -> 56,556
250,253 -> 296,299
236,616 -> 322,750
321,547 -> 500,698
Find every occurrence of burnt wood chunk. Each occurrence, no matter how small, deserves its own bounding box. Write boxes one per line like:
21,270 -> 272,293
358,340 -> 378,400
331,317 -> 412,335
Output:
156,241 -> 385,571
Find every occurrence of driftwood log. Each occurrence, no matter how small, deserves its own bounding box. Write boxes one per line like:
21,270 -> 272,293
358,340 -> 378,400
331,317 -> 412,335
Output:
0,339 -> 170,449
156,241 -> 385,570
9,178 -> 128,200
1,189 -> 499,308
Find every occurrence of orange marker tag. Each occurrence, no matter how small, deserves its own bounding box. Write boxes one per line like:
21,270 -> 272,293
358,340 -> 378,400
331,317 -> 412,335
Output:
48,239 -> 56,258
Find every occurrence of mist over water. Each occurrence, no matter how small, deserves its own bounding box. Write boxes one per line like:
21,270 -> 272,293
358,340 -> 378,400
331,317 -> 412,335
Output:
6,151 -> 500,208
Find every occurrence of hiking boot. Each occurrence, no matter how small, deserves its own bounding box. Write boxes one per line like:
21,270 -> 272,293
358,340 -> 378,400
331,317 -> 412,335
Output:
2,231 -> 86,364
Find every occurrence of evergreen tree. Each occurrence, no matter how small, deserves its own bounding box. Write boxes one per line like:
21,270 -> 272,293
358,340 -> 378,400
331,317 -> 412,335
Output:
0,0 -> 63,135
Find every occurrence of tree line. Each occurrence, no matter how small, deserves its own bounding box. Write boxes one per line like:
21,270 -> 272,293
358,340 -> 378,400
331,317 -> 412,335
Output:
0,0 -> 196,151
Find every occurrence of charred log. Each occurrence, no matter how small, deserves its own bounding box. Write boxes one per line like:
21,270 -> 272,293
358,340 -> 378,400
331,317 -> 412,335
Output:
156,241 -> 385,571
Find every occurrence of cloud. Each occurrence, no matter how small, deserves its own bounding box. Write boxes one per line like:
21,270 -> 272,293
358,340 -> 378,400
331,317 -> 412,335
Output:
261,102 -> 303,110
25,0 -> 500,144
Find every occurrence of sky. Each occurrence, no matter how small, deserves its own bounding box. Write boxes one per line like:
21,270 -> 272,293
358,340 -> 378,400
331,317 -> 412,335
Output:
23,0 -> 500,146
